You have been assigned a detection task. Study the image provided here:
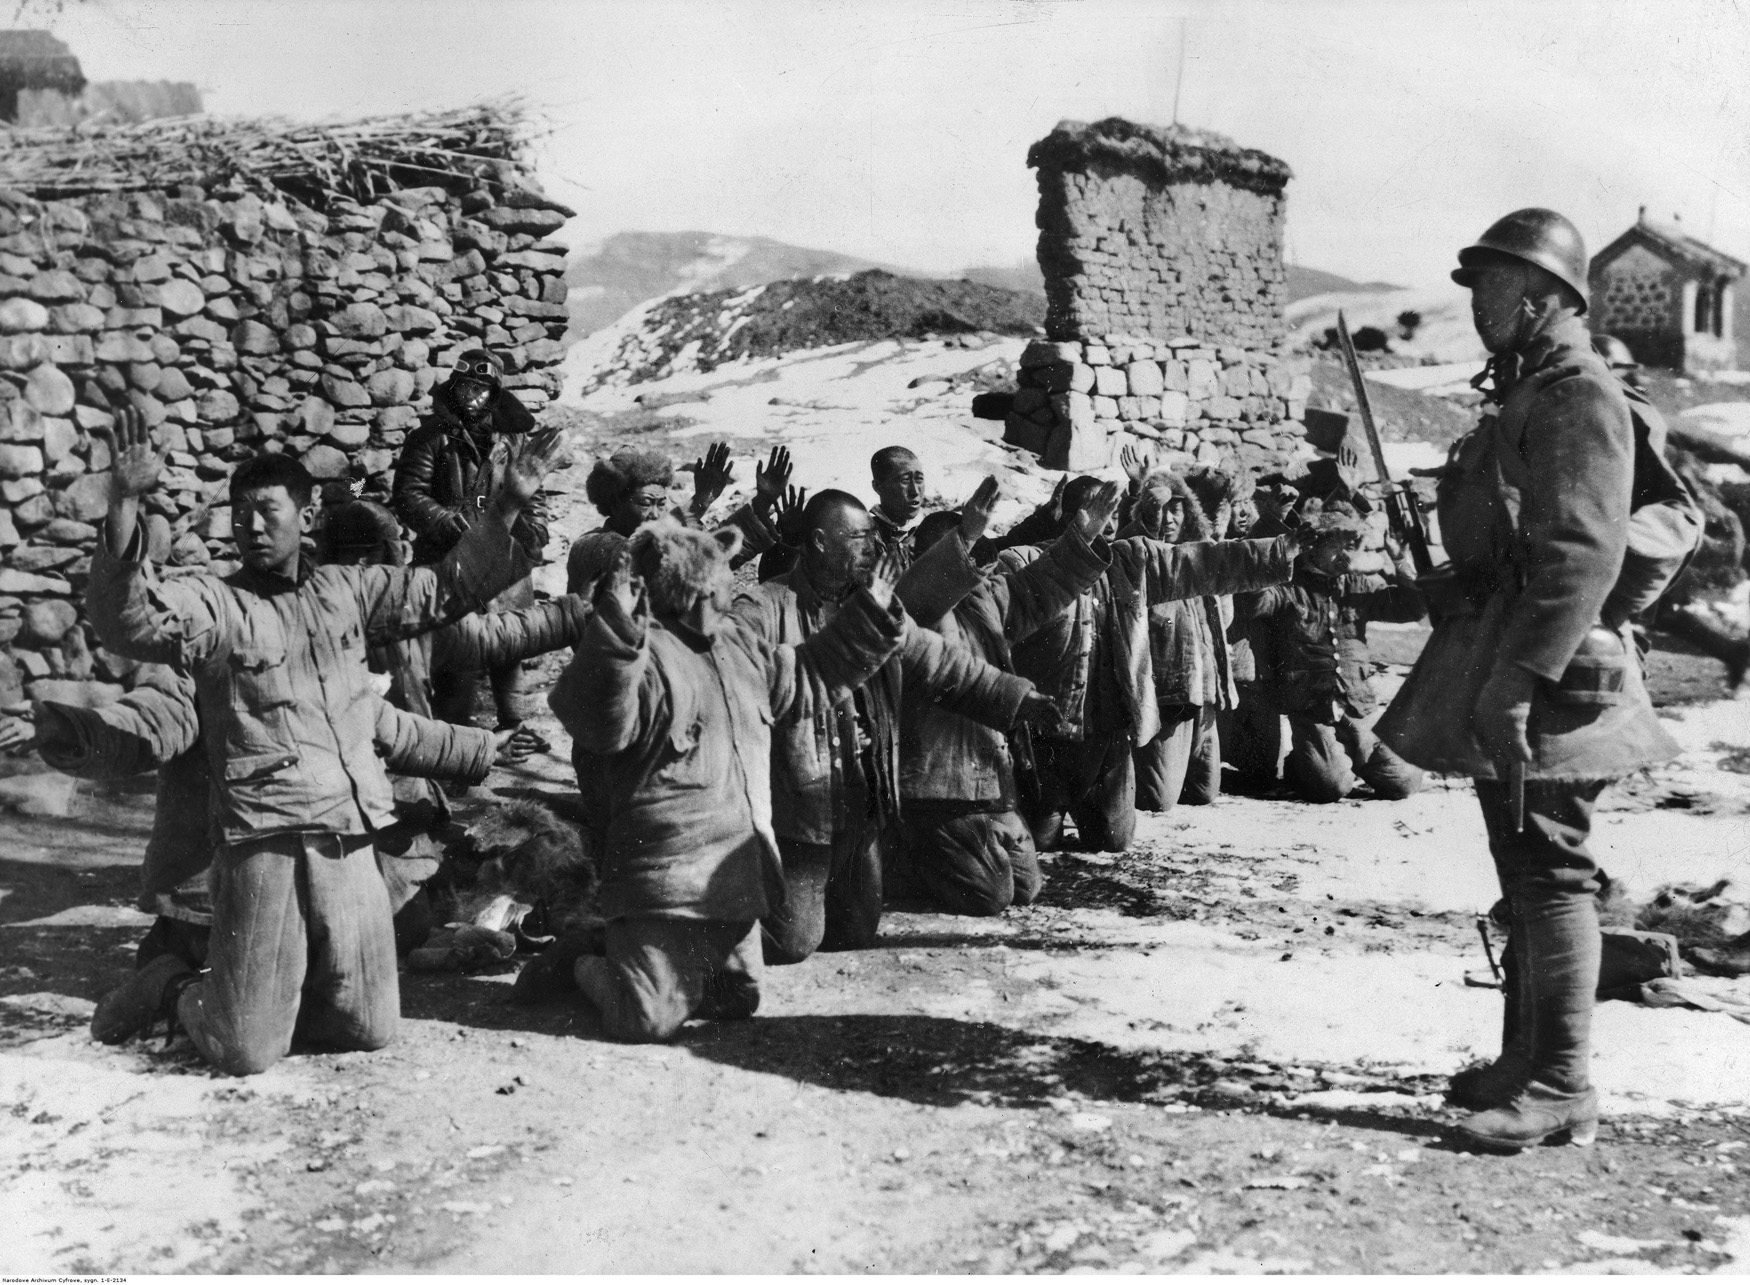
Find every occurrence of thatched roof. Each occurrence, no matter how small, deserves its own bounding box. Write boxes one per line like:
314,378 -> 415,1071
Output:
1028,117 -> 1292,197
0,99 -> 546,205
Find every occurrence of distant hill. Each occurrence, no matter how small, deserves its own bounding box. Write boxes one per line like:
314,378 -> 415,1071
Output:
958,257 -> 1396,306
1284,265 -> 1399,302
572,269 -> 1043,391
567,230 -> 1396,343
566,232 -> 903,338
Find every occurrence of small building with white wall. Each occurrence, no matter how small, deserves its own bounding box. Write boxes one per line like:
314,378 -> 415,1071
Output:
1589,209 -> 1744,373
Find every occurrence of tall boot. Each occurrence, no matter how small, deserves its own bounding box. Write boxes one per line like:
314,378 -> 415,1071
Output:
1456,887 -> 1601,1152
1448,926 -> 1532,1108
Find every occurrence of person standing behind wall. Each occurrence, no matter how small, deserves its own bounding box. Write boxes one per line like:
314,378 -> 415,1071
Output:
394,349 -> 551,735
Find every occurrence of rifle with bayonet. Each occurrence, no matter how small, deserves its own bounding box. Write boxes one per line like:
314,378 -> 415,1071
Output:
1334,311 -> 1435,576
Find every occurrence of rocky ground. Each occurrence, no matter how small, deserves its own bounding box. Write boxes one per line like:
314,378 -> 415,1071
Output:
5,343 -> 1750,1274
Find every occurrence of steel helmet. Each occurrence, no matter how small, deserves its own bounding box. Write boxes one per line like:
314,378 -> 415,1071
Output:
1451,208 -> 1589,314
1591,333 -> 1637,369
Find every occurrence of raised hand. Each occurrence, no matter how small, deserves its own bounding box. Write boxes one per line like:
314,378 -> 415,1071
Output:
772,483 -> 809,545
1015,690 -> 1063,733
957,474 -> 1001,545
684,441 -> 735,515
95,406 -> 166,505
1119,442 -> 1154,485
1044,474 -> 1070,524
753,445 -> 793,513
865,546 -> 904,610
499,426 -> 567,510
1069,479 -> 1122,541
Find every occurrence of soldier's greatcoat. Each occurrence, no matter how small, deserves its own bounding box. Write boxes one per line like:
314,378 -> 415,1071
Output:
1377,316 -> 1681,780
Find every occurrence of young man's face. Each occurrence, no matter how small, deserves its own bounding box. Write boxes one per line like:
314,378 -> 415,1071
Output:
873,454 -> 926,524
234,486 -> 316,576
1156,496 -> 1185,544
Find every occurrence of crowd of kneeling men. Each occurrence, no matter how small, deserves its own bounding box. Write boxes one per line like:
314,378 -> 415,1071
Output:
32,349 -> 1432,1069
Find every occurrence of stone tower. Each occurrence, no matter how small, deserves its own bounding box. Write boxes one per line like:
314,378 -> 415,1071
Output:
1003,117 -> 1310,475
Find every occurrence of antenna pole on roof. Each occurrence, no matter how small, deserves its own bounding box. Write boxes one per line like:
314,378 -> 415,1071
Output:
1171,17 -> 1187,126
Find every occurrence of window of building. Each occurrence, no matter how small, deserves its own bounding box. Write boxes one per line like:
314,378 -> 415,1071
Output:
1695,282 -> 1713,335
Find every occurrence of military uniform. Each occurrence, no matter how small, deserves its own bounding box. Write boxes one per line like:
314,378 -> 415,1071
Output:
1378,208 -> 1688,1151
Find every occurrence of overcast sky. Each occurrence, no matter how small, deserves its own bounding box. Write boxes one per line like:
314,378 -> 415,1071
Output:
34,0 -> 1750,288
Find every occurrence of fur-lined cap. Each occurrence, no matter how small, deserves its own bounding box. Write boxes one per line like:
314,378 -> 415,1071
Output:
1183,462 -> 1252,514
585,448 -> 675,516
627,517 -> 743,614
1302,499 -> 1369,542
1132,470 -> 1210,542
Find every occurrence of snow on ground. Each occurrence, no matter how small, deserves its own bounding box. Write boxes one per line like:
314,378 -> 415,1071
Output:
1366,360 -> 1485,399
1682,401 -> 1750,442
571,335 -> 1065,526
1286,286 -> 1484,365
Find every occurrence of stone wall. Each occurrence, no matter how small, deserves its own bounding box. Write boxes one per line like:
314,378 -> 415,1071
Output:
0,163 -> 572,707
1002,117 -> 1306,476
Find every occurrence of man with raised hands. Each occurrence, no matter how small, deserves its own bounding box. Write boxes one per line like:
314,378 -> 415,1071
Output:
83,407 -> 563,1076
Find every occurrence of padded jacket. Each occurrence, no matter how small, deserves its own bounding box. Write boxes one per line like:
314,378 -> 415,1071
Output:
893,524 -> 1110,805
1237,566 -> 1424,719
551,588 -> 905,920
1007,533 -> 1296,747
731,565 -> 1036,845
86,516 -> 528,846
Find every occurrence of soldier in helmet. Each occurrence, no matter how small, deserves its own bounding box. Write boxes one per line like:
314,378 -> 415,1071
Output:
1378,210 -> 1685,1153
1591,333 -> 1646,391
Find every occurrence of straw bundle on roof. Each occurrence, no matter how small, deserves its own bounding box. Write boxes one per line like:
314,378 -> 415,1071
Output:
0,99 -> 537,204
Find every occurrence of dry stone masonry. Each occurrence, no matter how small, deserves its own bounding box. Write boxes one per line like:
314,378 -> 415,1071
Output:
1002,118 -> 1311,475
0,105 -> 573,707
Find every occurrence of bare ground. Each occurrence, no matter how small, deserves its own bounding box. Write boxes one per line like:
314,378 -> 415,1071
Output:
4,636 -> 1750,1274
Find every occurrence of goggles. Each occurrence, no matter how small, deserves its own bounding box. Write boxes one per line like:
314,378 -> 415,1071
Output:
453,358 -> 500,381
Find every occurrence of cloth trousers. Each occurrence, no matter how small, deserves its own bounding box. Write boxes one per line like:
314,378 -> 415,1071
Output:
173,832 -> 400,1077
428,574 -> 539,728
1134,704 -> 1220,813
1021,733 -> 1137,853
899,801 -> 1041,917
576,917 -> 761,1043
763,795 -> 885,964
431,660 -> 529,729
1474,778 -> 1609,1093
1284,712 -> 1424,803
1219,685 -> 1282,787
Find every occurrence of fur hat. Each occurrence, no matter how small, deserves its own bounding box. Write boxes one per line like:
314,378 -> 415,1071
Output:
1183,463 -> 1252,516
1301,498 -> 1369,542
585,448 -> 674,516
1132,470 -> 1210,543
627,517 -> 742,614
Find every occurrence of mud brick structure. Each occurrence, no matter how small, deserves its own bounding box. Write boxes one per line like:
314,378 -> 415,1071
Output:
1002,118 -> 1310,474
0,105 -> 572,706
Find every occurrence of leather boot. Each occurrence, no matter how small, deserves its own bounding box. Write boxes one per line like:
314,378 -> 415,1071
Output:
92,954 -> 194,1045
1456,887 -> 1602,1152
1448,930 -> 1533,1108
